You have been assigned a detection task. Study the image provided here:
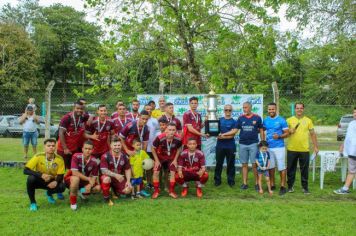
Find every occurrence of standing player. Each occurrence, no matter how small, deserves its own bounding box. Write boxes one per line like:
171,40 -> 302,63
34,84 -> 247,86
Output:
64,140 -> 101,210
111,104 -> 131,135
85,105 -> 115,159
127,99 -> 140,121
161,102 -> 182,135
57,101 -> 88,169
151,123 -> 182,199
183,96 -> 208,150
100,137 -> 132,206
263,103 -> 289,195
120,110 -> 150,156
111,100 -> 125,118
151,96 -> 166,119
24,139 -> 66,211
176,138 -> 209,198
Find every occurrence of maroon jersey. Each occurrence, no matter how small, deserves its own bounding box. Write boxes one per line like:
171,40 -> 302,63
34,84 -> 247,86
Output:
100,151 -> 130,175
57,112 -> 89,152
126,112 -> 139,121
178,149 -> 206,171
111,115 -> 131,135
182,110 -> 202,145
86,117 -> 114,155
71,153 -> 99,177
152,133 -> 182,161
119,120 -> 149,151
161,114 -> 182,132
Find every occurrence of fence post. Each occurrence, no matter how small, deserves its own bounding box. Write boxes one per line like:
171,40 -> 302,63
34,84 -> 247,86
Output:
45,81 -> 55,139
271,81 -> 280,115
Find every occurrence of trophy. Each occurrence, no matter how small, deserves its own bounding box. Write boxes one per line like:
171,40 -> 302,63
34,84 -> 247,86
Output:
203,89 -> 220,136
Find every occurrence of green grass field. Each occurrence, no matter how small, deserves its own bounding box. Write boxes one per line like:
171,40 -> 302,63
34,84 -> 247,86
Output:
1,135 -> 356,235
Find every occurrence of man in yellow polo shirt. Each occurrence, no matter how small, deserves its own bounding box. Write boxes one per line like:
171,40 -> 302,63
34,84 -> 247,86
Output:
151,96 -> 166,119
24,138 -> 65,211
287,103 -> 318,194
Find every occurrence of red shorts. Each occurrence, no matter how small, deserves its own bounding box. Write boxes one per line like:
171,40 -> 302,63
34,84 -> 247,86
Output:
64,171 -> 98,189
175,170 -> 209,185
100,175 -> 127,195
154,159 -> 176,172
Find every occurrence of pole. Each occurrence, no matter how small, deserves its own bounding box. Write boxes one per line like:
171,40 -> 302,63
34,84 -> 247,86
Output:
45,80 -> 55,139
271,81 -> 280,115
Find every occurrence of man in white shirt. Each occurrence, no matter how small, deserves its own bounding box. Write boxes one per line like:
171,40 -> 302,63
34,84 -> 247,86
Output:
334,107 -> 356,194
18,105 -> 40,159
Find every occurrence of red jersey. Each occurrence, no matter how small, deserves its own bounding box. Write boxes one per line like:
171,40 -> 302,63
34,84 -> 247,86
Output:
152,133 -> 182,161
126,112 -> 139,121
119,120 -> 149,151
161,114 -> 182,132
86,117 -> 114,155
182,110 -> 202,145
57,112 -> 89,152
100,151 -> 130,175
70,153 -> 99,177
111,115 -> 131,135
178,149 -> 206,171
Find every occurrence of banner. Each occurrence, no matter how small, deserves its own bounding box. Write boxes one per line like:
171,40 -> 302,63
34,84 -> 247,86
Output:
137,94 -> 263,166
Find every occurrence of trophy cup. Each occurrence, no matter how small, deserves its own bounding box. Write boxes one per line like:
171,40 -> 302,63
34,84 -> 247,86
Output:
204,89 -> 220,136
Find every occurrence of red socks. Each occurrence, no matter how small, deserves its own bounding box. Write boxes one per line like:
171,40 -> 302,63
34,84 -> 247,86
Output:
70,195 -> 77,205
153,181 -> 160,192
169,181 -> 176,193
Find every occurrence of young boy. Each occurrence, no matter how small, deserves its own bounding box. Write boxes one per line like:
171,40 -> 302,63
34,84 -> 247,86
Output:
130,139 -> 151,199
255,141 -> 273,195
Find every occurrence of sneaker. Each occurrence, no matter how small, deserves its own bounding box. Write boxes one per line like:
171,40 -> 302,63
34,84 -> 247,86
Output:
240,184 -> 248,190
152,191 -> 160,199
146,183 -> 154,190
279,187 -> 287,196
78,189 -> 87,200
57,193 -> 65,200
135,193 -> 144,199
271,185 -> 276,191
196,187 -> 203,198
131,194 -> 137,200
46,191 -> 56,204
104,198 -> 114,206
288,187 -> 294,193
303,189 -> 311,195
140,189 -> 151,197
228,182 -> 235,188
254,184 -> 259,192
214,181 -> 221,187
333,188 -> 350,195
29,203 -> 38,212
70,204 -> 78,211
181,187 -> 188,197
169,191 -> 178,199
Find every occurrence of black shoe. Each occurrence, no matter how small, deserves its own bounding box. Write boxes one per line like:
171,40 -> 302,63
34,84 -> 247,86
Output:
228,182 -> 235,187
271,185 -> 276,191
254,184 -> 259,192
303,189 -> 311,195
288,187 -> 295,193
279,187 -> 287,196
214,181 -> 221,187
240,184 -> 248,190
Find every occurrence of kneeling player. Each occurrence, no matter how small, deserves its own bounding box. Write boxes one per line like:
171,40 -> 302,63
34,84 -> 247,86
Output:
100,137 -> 132,206
152,123 -> 182,199
64,140 -> 101,210
176,138 -> 209,198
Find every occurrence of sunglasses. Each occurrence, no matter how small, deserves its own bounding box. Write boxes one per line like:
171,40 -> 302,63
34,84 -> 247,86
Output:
224,109 -> 232,112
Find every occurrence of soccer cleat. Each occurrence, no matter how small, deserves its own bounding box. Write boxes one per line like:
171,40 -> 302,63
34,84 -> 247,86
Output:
29,203 -> 38,212
181,187 -> 188,197
152,191 -> 160,199
140,190 -> 151,197
334,188 -> 350,195
135,193 -> 144,199
131,194 -> 137,200
78,189 -> 87,200
104,198 -> 114,206
57,193 -> 65,200
169,191 -> 178,199
288,187 -> 294,193
240,184 -> 248,190
303,189 -> 311,195
196,187 -> 203,198
70,204 -> 78,211
46,191 -> 56,204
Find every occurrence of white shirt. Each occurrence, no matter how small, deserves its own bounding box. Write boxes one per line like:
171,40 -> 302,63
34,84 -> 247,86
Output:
146,117 -> 159,152
344,120 -> 356,157
20,115 -> 38,132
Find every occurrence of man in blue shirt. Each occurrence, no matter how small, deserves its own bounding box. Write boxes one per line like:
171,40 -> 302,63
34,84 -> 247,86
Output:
263,103 -> 289,195
215,105 -> 238,187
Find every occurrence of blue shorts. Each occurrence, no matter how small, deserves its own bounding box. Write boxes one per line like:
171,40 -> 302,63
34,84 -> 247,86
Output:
257,170 -> 269,177
22,131 -> 38,147
131,177 -> 143,186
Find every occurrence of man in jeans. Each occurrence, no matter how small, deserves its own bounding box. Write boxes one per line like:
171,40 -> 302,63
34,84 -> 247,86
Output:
214,104 -> 238,187
18,105 -> 40,160
287,103 -> 319,194
334,107 -> 356,194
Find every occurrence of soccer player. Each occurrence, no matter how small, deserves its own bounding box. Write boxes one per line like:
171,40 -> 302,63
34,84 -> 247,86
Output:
151,123 -> 182,199
151,96 -> 166,119
161,102 -> 182,135
111,100 -> 125,118
129,139 -> 150,199
64,140 -> 101,210
176,138 -> 209,198
111,104 -> 131,135
24,139 -> 65,211
85,104 -> 115,159
127,99 -> 140,121
182,96 -> 208,150
157,117 -> 169,135
57,101 -> 88,169
100,137 -> 132,206
263,102 -> 289,195
119,110 -> 150,156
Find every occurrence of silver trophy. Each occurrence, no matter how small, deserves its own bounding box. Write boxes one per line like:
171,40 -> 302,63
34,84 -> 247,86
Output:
204,89 -> 220,136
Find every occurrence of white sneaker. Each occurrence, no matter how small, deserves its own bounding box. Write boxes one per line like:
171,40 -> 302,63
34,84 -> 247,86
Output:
70,204 -> 77,211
